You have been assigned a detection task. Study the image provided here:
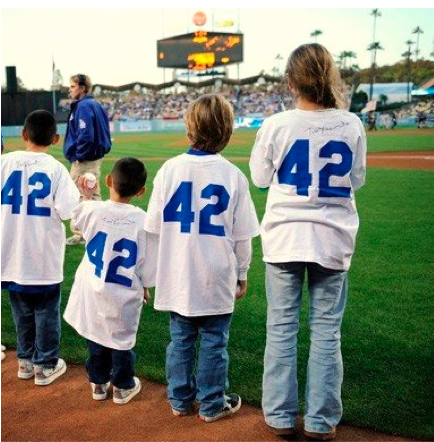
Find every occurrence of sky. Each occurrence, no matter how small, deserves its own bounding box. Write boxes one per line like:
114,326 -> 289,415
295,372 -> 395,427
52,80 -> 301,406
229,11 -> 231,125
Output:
1,7 -> 433,91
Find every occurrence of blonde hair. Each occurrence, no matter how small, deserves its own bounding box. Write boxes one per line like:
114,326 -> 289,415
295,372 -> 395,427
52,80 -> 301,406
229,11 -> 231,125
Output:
285,43 -> 345,109
184,93 -> 234,153
70,74 -> 92,94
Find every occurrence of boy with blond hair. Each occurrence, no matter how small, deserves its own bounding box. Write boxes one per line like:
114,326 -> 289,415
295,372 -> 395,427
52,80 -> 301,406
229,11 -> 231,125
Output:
145,93 -> 260,421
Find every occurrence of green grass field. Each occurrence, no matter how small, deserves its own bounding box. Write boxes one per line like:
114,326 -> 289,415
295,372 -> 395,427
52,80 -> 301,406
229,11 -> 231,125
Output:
1,128 -> 434,439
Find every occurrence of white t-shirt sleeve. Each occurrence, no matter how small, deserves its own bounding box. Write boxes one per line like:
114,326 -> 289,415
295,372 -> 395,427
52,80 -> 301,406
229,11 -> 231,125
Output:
53,164 -> 81,220
234,238 -> 252,280
136,230 -> 159,288
71,201 -> 93,234
249,121 -> 275,188
350,118 -> 367,191
233,173 -> 260,240
144,168 -> 164,234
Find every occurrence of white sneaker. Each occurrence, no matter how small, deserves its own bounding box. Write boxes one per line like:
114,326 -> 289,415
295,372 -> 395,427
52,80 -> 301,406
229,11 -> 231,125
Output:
198,393 -> 242,422
18,359 -> 34,379
34,358 -> 67,386
113,377 -> 141,404
91,381 -> 111,400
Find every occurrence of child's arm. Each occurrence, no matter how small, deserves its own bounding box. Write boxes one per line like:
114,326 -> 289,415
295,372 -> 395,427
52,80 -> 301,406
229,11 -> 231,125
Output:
350,118 -> 367,191
137,230 -> 159,290
236,280 -> 247,299
143,288 -> 151,304
234,238 -> 252,299
249,123 -> 275,189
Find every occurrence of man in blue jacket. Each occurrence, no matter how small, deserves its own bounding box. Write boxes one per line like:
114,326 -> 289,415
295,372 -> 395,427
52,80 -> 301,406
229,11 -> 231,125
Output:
64,74 -> 111,245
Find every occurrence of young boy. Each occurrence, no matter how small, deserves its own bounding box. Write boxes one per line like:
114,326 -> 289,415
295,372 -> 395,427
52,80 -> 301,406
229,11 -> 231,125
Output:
64,157 -> 157,404
145,93 -> 260,421
1,110 -> 80,385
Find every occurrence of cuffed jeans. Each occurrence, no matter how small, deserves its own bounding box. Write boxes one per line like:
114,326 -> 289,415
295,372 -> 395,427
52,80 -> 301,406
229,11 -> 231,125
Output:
166,312 -> 232,417
86,340 -> 136,389
8,285 -> 61,367
262,262 -> 347,433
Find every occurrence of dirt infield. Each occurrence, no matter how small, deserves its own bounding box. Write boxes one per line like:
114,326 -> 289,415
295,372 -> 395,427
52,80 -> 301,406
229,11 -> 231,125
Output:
1,351 -> 415,442
1,152 -> 430,442
367,151 -> 434,170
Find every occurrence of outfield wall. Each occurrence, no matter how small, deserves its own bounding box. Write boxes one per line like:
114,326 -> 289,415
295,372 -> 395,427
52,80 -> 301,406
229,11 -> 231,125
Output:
1,116 -> 427,138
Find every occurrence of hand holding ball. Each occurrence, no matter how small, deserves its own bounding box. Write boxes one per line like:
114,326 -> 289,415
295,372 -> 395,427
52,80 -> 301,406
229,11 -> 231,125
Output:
83,173 -> 97,189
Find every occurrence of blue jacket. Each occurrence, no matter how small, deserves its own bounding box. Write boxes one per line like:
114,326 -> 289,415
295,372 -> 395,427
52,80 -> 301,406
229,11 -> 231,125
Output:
63,95 -> 111,163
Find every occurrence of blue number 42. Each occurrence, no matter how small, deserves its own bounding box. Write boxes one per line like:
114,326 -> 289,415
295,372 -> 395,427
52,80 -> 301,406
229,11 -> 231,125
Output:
163,181 -> 230,237
277,140 -> 353,197
86,231 -> 138,288
1,170 -> 51,216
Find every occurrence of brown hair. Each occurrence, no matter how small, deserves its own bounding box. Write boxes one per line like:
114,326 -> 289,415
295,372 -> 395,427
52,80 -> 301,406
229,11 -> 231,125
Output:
24,110 -> 57,146
70,74 -> 92,94
184,93 -> 234,153
285,43 -> 345,109
110,157 -> 147,198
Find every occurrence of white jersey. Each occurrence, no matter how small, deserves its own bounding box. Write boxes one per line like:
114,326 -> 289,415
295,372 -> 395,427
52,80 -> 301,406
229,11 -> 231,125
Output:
1,151 -> 80,284
249,109 -> 366,271
145,151 -> 260,317
64,200 -> 157,350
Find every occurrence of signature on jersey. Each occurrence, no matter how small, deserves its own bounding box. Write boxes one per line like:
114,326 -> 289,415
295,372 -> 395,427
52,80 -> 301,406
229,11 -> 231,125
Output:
102,217 -> 136,227
305,120 -> 349,135
15,159 -> 40,167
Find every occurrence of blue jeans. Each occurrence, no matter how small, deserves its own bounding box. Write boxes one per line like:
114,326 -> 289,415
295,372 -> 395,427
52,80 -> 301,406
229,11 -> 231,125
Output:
262,262 -> 347,433
86,340 -> 136,389
8,285 -> 61,367
166,312 -> 232,417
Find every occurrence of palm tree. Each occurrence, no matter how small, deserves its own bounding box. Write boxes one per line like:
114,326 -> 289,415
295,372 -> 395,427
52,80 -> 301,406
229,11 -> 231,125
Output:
346,51 -> 357,69
337,51 -> 357,70
403,40 -> 414,102
412,26 -> 424,60
370,9 -> 382,42
367,42 -> 384,100
310,30 -> 323,43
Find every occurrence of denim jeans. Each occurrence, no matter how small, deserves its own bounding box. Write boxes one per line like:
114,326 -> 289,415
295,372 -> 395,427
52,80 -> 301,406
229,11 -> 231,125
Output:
86,340 -> 136,389
8,285 -> 61,367
166,312 -> 232,417
262,262 -> 347,433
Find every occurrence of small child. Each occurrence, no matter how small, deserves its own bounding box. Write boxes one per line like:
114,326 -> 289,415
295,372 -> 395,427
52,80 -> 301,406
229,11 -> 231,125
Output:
64,157 -> 157,404
1,110 -> 80,385
145,93 -> 260,421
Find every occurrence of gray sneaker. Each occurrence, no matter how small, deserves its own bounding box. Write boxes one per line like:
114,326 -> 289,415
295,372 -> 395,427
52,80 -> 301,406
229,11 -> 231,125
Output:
113,377 -> 141,404
18,359 -> 34,379
198,393 -> 242,422
91,381 -> 111,400
34,358 -> 67,386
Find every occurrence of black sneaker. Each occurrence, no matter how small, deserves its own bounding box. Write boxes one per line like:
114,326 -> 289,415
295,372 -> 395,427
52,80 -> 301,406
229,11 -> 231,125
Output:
198,393 -> 241,422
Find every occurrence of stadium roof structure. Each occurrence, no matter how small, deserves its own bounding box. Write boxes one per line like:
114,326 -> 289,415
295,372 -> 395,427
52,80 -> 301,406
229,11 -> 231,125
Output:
411,86 -> 434,97
91,74 -> 283,93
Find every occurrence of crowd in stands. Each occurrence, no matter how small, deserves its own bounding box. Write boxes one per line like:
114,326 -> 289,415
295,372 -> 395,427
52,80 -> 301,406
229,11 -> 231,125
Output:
58,84 -> 297,121
57,84 -> 434,125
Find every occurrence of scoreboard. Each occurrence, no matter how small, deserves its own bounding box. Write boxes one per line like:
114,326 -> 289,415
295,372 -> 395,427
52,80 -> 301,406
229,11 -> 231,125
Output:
157,31 -> 243,70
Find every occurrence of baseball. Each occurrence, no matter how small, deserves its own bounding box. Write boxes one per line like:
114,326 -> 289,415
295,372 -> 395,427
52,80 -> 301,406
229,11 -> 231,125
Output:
83,172 -> 97,189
